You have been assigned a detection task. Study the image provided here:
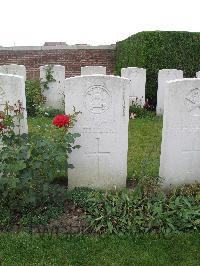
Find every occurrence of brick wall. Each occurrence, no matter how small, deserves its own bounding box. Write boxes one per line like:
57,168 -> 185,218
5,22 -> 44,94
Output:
0,45 -> 116,80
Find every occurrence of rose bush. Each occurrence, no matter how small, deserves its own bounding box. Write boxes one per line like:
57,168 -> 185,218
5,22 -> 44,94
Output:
0,103 -> 81,229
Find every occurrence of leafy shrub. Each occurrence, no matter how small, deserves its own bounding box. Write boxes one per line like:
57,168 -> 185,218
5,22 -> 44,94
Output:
116,31 -> 200,105
69,187 -> 200,235
25,80 -> 45,116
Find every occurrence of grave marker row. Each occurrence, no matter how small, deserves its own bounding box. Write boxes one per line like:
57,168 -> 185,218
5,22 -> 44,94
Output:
1,63 -> 200,189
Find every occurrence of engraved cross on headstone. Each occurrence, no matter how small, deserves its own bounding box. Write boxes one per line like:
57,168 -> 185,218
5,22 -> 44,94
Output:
85,137 -> 110,178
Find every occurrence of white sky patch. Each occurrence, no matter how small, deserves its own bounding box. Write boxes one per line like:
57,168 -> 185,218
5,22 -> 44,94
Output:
0,0 -> 199,46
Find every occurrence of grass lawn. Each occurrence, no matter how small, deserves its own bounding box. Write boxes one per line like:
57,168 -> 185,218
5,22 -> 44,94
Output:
28,116 -> 163,179
0,233 -> 199,265
128,116 -> 163,179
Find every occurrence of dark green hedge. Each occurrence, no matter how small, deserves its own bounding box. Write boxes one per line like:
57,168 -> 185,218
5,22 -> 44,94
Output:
116,31 -> 200,105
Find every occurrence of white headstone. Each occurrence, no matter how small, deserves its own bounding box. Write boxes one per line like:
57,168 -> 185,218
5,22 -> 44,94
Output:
159,78 -> 200,187
157,69 -> 183,115
0,64 -> 26,81
0,73 -> 28,134
196,71 -> 200,78
40,65 -> 65,109
121,67 -> 146,106
81,66 -> 106,76
65,75 -> 130,189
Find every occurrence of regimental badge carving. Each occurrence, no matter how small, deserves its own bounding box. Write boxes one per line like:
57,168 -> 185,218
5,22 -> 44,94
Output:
84,85 -> 111,114
185,88 -> 200,115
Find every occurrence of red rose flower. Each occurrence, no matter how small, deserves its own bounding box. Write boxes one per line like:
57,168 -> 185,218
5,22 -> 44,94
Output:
52,114 -> 70,128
